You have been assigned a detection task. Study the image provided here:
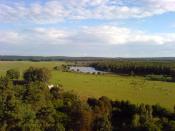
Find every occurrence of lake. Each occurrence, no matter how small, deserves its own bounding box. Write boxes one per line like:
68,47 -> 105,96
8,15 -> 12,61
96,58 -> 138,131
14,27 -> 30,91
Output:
69,66 -> 106,73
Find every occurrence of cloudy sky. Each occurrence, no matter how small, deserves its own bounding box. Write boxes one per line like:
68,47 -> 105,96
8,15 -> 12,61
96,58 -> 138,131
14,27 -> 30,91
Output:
1,0 -> 175,57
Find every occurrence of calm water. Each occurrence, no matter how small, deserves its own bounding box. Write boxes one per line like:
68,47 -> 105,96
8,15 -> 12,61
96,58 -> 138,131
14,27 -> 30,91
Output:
69,66 -> 106,73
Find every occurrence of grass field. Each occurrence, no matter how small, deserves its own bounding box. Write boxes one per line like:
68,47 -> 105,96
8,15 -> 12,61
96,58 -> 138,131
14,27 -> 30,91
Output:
0,61 -> 175,110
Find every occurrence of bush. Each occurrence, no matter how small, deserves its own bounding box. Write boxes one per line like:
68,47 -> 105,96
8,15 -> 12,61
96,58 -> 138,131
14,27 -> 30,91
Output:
6,69 -> 20,80
23,67 -> 51,83
54,65 -> 70,72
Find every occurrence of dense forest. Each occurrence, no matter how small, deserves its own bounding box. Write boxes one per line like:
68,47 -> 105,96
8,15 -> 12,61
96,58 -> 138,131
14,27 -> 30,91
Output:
91,61 -> 175,78
0,67 -> 175,131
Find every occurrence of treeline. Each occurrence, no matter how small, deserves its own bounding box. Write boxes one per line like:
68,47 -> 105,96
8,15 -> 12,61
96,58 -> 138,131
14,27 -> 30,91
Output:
0,55 -> 111,61
0,67 -> 175,131
1,55 -> 175,62
91,61 -> 175,76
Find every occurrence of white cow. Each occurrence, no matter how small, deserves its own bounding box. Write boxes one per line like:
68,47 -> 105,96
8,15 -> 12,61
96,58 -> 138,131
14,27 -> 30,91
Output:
48,84 -> 54,89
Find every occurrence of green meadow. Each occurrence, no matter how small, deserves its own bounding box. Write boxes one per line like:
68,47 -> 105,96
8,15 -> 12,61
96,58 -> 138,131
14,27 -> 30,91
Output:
0,61 -> 175,110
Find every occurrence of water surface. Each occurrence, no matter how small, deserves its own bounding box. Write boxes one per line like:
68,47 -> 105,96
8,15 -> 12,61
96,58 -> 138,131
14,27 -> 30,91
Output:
69,66 -> 106,73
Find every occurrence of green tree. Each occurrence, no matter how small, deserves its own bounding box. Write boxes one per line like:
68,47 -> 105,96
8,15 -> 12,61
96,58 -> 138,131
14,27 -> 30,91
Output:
0,89 -> 22,130
23,82 -> 49,110
50,87 -> 62,100
141,121 -> 162,131
36,106 -> 56,130
92,115 -> 112,131
164,120 -> 175,131
132,114 -> 141,128
23,67 -> 51,83
6,69 -> 20,80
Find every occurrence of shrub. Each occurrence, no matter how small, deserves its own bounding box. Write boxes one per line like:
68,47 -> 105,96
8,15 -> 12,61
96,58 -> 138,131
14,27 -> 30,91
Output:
6,69 -> 20,80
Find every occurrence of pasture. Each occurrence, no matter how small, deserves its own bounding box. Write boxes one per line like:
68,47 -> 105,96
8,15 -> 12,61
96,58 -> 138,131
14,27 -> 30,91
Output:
0,61 -> 175,110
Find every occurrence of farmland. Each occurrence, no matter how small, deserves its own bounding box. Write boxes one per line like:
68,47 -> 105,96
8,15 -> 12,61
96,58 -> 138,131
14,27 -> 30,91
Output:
0,61 -> 175,110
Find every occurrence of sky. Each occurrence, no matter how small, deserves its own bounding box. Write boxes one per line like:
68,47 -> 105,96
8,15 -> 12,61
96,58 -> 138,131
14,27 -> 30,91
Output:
0,0 -> 175,57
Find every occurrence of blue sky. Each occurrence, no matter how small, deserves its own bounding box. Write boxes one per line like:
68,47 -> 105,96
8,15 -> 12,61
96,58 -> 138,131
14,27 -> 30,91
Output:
0,0 -> 175,57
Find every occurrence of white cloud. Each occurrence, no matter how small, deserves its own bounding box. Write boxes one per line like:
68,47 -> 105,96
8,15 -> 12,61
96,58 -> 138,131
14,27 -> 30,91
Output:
147,0 -> 175,11
0,0 -> 175,24
30,28 -> 71,44
0,31 -> 23,44
74,26 -> 175,45
1,26 -> 175,46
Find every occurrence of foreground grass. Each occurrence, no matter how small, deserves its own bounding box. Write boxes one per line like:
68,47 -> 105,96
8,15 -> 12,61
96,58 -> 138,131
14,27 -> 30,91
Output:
0,61 -> 175,110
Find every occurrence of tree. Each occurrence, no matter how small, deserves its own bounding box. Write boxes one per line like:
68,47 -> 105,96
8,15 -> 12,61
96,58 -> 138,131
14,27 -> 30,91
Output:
167,121 -> 175,131
141,121 -> 162,131
36,106 -> 56,130
132,114 -> 141,128
99,96 -> 112,115
92,115 -> 112,131
0,77 -> 13,91
37,68 -> 51,82
6,69 -> 20,80
0,89 -> 21,130
23,67 -> 51,83
50,87 -> 62,100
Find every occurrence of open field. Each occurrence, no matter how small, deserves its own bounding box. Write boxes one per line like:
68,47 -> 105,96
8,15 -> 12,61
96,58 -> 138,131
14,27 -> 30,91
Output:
0,61 -> 66,76
0,61 -> 175,110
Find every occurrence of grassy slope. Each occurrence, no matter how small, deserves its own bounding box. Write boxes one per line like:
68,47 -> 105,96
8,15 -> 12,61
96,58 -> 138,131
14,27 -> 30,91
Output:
0,61 -> 175,110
